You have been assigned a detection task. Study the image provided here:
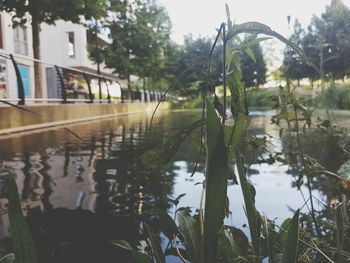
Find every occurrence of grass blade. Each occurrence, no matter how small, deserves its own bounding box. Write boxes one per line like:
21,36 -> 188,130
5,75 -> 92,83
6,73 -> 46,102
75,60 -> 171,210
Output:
178,210 -> 202,263
142,119 -> 203,170
5,170 -> 37,263
0,254 -> 15,263
154,207 -> 178,241
281,209 -> 300,263
111,240 -> 152,263
144,223 -> 165,263
228,113 -> 261,259
335,204 -> 345,263
203,99 -> 228,262
216,227 -> 238,262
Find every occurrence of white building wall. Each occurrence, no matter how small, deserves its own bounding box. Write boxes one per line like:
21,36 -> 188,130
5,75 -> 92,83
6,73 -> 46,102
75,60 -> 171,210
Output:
0,12 -> 35,101
41,20 -> 91,68
1,14 -> 118,101
41,20 -> 113,72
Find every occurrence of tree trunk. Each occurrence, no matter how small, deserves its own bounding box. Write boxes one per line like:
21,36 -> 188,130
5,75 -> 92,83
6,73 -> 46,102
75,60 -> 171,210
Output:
127,75 -> 133,102
31,3 -> 43,99
143,78 -> 147,102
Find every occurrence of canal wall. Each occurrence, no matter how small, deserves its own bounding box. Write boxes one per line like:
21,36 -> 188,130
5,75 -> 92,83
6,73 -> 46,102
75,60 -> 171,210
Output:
0,102 -> 169,135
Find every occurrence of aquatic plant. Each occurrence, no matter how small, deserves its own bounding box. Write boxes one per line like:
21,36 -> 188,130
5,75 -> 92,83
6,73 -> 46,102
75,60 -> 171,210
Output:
109,6 -> 350,263
0,169 -> 37,263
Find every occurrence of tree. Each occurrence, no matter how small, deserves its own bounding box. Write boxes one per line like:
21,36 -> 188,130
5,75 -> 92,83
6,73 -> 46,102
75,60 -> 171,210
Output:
0,0 -> 108,98
318,0 -> 350,80
132,0 -> 172,94
173,35 -> 215,96
102,0 -> 171,101
240,36 -> 267,87
283,0 -> 350,83
282,19 -> 314,84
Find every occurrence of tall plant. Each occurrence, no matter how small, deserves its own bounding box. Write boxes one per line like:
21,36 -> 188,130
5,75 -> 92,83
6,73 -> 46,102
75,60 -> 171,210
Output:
110,6 -> 313,263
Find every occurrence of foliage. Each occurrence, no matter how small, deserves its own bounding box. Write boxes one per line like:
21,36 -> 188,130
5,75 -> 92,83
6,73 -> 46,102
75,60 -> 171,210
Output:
99,0 -> 171,98
282,0 -> 350,82
0,0 -> 107,26
109,7 -> 335,263
240,36 -> 267,87
2,3 -> 350,263
1,169 -> 37,263
315,83 -> 350,109
283,20 -> 316,82
245,88 -> 278,109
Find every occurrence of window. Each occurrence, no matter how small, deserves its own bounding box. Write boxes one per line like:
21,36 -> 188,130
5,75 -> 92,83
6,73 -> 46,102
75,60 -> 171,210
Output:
0,15 -> 3,49
67,32 -> 75,58
13,26 -> 28,55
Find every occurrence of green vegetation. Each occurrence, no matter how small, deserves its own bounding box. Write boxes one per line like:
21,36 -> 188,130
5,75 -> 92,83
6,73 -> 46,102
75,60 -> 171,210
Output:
110,7 -> 350,263
245,88 -> 278,109
315,83 -> 350,109
2,1 -> 350,263
0,170 -> 37,263
283,0 -> 350,84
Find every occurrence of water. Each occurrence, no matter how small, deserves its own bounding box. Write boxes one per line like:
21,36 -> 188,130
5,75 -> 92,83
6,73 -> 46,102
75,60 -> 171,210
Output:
0,109 -> 346,262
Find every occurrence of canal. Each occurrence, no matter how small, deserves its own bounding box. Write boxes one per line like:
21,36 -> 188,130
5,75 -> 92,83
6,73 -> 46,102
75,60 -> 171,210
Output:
0,109 -> 347,262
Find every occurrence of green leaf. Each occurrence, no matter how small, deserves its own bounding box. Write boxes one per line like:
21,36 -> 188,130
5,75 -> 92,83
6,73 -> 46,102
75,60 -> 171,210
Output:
168,193 -> 186,207
228,21 -> 317,71
225,113 -> 249,151
154,207 -> 178,241
225,226 -> 250,256
144,223 -> 165,263
243,37 -> 272,49
281,209 -> 300,263
0,254 -> 15,263
111,240 -> 152,263
178,210 -> 202,263
142,119 -> 203,170
203,99 -> 229,263
111,240 -> 133,250
336,205 -> 345,262
5,170 -> 37,263
244,47 -> 256,63
216,227 -> 237,262
233,144 -> 261,258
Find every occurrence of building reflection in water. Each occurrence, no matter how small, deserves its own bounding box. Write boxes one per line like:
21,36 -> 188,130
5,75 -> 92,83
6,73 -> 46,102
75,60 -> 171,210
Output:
0,112 -> 184,263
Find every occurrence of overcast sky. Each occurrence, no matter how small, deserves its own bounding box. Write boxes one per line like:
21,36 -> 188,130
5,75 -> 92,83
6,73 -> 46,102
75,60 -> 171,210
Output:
159,0 -> 350,43
158,0 -> 350,68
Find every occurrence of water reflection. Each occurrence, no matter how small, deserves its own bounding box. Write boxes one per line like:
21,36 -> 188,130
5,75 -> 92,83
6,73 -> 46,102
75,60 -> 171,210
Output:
0,110 -> 347,262
0,112 -> 188,262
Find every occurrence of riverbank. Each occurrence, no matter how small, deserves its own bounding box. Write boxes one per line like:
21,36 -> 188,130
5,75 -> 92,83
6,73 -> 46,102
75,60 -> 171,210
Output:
0,102 -> 169,135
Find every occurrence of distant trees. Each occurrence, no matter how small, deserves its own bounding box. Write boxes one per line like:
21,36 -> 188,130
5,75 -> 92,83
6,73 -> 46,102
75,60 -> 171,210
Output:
283,0 -> 350,83
240,36 -> 267,88
90,0 -> 172,100
165,34 -> 267,97
0,0 -> 108,98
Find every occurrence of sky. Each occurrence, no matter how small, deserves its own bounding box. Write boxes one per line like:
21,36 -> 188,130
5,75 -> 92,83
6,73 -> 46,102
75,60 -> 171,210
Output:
158,0 -> 350,69
159,0 -> 350,43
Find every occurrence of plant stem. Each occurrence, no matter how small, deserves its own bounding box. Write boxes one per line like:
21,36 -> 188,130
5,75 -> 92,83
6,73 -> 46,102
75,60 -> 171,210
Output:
287,85 -> 321,237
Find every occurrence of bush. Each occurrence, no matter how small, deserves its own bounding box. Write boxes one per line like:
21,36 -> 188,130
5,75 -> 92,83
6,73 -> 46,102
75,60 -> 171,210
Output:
316,83 -> 350,109
246,88 -> 277,108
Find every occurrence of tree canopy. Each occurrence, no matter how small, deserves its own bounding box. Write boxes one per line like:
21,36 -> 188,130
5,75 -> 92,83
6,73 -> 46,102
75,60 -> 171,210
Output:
283,0 -> 350,83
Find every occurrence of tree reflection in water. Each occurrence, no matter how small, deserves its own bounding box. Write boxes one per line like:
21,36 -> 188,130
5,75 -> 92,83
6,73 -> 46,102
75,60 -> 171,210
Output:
0,112 -> 201,262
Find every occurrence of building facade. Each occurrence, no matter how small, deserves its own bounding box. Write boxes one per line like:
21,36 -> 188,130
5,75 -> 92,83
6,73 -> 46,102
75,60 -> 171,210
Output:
0,12 -> 35,101
0,14 -> 121,103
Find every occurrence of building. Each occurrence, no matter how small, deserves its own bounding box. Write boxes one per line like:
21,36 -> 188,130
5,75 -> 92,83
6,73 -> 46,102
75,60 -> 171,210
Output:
0,13 -> 121,103
0,12 -> 35,101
